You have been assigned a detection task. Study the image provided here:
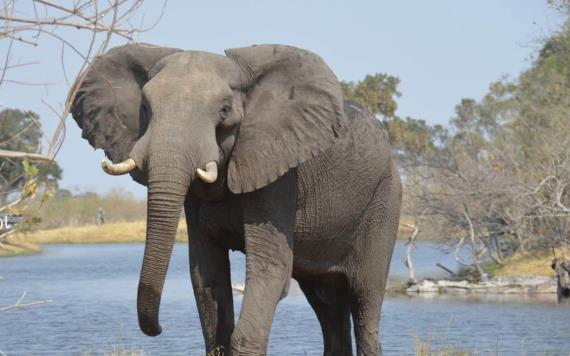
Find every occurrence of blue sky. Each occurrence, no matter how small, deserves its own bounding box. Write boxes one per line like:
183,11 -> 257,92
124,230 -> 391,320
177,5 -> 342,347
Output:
0,1 -> 564,198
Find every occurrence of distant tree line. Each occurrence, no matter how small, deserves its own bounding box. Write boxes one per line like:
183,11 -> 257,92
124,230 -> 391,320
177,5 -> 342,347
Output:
27,188 -> 146,230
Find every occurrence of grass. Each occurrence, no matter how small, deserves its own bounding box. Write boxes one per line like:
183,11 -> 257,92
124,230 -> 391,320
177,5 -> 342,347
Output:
19,220 -> 188,244
79,345 -> 223,356
0,220 -> 188,257
483,248 -> 570,277
414,338 -> 470,356
79,343 -> 145,356
103,345 -> 145,356
0,238 -> 41,257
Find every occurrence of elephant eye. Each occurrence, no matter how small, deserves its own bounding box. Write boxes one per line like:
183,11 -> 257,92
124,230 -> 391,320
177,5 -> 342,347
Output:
220,104 -> 232,120
140,99 -> 151,132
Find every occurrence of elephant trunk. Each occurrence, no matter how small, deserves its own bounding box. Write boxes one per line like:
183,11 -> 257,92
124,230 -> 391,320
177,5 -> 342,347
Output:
137,166 -> 191,336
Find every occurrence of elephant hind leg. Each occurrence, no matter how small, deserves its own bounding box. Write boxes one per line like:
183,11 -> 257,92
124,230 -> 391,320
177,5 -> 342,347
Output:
349,172 -> 401,356
298,279 -> 353,356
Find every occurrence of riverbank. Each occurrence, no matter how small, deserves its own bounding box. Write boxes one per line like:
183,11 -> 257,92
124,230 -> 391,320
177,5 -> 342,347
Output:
0,240 -> 41,257
1,217 -> 418,257
0,222 -> 561,285
406,275 -> 557,296
0,220 -> 188,257
398,249 -> 564,297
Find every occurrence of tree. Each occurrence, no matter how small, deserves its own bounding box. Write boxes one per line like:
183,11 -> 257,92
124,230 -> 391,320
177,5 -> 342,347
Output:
0,109 -> 62,203
341,73 -> 441,166
0,0 -> 165,218
341,73 -> 401,120
405,15 -> 570,273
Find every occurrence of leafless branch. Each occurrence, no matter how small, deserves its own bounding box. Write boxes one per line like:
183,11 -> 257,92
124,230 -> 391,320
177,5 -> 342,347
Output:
1,0 -> 167,162
0,291 -> 52,313
0,149 -> 52,162
0,0 -> 167,213
403,209 -> 427,285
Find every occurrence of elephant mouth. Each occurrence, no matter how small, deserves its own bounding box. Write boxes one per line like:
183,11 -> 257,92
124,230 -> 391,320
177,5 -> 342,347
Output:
561,287 -> 570,298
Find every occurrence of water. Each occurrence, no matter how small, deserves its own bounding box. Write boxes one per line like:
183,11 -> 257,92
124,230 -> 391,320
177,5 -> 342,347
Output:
0,242 -> 569,355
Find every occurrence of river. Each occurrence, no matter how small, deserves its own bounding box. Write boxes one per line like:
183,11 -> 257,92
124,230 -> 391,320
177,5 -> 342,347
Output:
1,242 -> 569,355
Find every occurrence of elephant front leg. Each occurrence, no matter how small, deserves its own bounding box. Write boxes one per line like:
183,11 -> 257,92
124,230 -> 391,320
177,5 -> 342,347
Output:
231,223 -> 294,355
190,243 -> 234,354
186,201 -> 234,354
231,173 -> 296,355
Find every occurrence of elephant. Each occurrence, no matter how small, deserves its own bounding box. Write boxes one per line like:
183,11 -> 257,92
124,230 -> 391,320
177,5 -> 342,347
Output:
70,43 -> 402,355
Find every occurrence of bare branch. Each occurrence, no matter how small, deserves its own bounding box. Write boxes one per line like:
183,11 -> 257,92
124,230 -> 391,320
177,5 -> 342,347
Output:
0,149 -> 53,162
403,209 -> 427,285
0,291 -> 52,313
0,229 -> 15,240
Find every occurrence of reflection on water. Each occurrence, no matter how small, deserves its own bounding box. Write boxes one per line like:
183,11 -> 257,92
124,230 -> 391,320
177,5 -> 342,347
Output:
0,242 -> 569,355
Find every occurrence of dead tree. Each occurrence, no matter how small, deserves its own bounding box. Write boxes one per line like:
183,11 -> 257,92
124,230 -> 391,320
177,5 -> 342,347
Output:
403,209 -> 426,286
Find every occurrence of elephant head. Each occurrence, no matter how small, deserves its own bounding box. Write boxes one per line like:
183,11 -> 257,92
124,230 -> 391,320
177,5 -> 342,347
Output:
71,43 -> 347,336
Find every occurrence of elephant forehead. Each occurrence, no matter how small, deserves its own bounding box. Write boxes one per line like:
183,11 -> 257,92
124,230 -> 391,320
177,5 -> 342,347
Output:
154,51 -> 233,76
144,69 -> 230,103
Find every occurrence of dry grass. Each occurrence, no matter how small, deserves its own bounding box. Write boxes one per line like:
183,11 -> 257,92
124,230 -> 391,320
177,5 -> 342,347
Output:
15,220 -> 188,244
103,345 -> 145,356
0,239 -> 41,257
1,220 -> 188,257
83,344 -> 222,356
414,337 -> 471,356
79,343 -> 145,356
487,248 -> 570,277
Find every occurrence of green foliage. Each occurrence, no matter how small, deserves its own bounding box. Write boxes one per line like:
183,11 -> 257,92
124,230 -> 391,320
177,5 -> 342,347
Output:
22,159 -> 39,178
386,117 -> 446,165
341,73 -> 442,166
341,73 -> 401,119
0,109 -> 62,203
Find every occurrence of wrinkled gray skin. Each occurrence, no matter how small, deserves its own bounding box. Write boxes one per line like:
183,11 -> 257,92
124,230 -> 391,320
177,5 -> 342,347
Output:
71,43 -> 402,355
552,258 -> 570,303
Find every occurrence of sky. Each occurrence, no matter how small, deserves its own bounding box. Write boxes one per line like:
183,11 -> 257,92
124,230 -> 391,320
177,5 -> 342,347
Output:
0,0 -> 565,198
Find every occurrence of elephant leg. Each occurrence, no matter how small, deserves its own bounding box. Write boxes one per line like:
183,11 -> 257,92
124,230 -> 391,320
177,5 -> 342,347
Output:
349,290 -> 383,356
189,242 -> 234,353
186,199 -> 234,354
298,280 -> 352,356
231,172 -> 296,356
230,225 -> 293,355
349,175 -> 401,356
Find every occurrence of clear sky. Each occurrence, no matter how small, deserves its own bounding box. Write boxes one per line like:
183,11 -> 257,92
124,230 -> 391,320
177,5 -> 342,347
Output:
0,1 -> 564,198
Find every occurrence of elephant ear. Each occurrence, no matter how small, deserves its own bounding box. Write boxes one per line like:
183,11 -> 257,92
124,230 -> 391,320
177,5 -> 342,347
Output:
224,44 -> 348,194
71,43 -> 181,163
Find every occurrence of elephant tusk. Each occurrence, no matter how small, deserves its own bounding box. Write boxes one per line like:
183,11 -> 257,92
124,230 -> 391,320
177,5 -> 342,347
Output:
196,161 -> 218,183
101,158 -> 136,175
